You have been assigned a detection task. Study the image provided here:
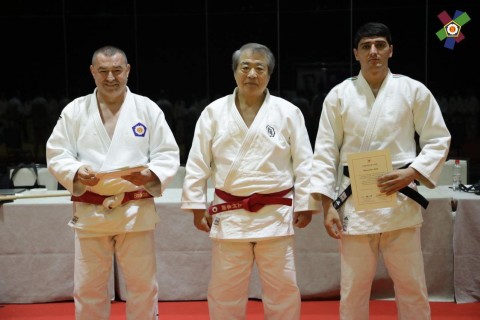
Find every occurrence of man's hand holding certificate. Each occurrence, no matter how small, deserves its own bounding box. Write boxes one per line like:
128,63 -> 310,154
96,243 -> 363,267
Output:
95,165 -> 148,180
347,150 -> 396,211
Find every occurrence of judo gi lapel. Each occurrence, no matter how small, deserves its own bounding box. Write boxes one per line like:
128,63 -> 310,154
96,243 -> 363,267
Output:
95,88 -> 140,171
90,88 -> 112,152
359,71 -> 392,152
223,89 -> 271,187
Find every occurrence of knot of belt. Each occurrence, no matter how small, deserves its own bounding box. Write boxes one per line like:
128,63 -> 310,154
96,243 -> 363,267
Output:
208,188 -> 293,215
71,189 -> 153,209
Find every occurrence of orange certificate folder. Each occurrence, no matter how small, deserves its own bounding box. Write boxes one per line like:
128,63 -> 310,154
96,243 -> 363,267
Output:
95,165 -> 147,180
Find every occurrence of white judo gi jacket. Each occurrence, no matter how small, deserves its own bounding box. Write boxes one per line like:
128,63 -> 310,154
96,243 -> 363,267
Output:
181,89 -> 314,240
47,87 -> 180,235
311,70 -> 451,235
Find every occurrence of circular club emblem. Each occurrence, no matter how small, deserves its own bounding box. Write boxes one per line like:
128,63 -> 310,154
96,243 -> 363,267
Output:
266,125 -> 275,137
132,122 -> 147,137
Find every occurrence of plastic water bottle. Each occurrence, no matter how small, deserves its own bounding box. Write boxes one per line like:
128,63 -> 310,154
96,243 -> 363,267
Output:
452,159 -> 461,191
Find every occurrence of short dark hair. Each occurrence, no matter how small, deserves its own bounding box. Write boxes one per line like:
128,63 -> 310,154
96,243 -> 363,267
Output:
232,43 -> 275,76
92,46 -> 128,65
353,22 -> 392,49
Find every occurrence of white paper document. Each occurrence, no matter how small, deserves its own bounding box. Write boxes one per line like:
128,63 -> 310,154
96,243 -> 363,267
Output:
347,149 -> 396,211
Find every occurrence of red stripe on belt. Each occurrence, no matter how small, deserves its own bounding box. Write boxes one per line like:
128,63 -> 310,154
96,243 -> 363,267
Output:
71,189 -> 153,205
208,188 -> 293,215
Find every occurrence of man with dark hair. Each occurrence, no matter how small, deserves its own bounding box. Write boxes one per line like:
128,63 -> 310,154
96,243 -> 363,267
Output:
311,23 -> 451,319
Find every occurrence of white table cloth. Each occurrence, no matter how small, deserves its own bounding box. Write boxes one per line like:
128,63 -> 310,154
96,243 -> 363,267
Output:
2,186 -> 477,303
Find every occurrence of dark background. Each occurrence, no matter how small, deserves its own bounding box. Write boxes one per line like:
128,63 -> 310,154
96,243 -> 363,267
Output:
1,0 -> 478,185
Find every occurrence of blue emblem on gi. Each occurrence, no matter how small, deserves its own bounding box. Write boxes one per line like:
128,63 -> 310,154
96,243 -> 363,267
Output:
132,122 -> 147,137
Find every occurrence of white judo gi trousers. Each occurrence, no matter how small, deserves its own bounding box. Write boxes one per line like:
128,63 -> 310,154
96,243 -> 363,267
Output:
74,230 -> 158,320
208,236 -> 301,320
340,227 -> 431,320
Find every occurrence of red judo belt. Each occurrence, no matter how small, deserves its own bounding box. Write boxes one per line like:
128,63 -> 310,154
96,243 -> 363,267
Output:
208,188 -> 293,215
71,189 -> 153,205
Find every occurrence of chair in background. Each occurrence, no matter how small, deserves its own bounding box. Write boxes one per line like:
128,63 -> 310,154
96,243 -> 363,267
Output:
9,164 -> 58,190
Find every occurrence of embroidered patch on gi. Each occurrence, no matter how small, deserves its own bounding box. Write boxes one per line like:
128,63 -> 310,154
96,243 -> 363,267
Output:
132,122 -> 147,137
70,216 -> 79,225
266,125 -> 275,137
213,216 -> 220,226
342,215 -> 349,232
